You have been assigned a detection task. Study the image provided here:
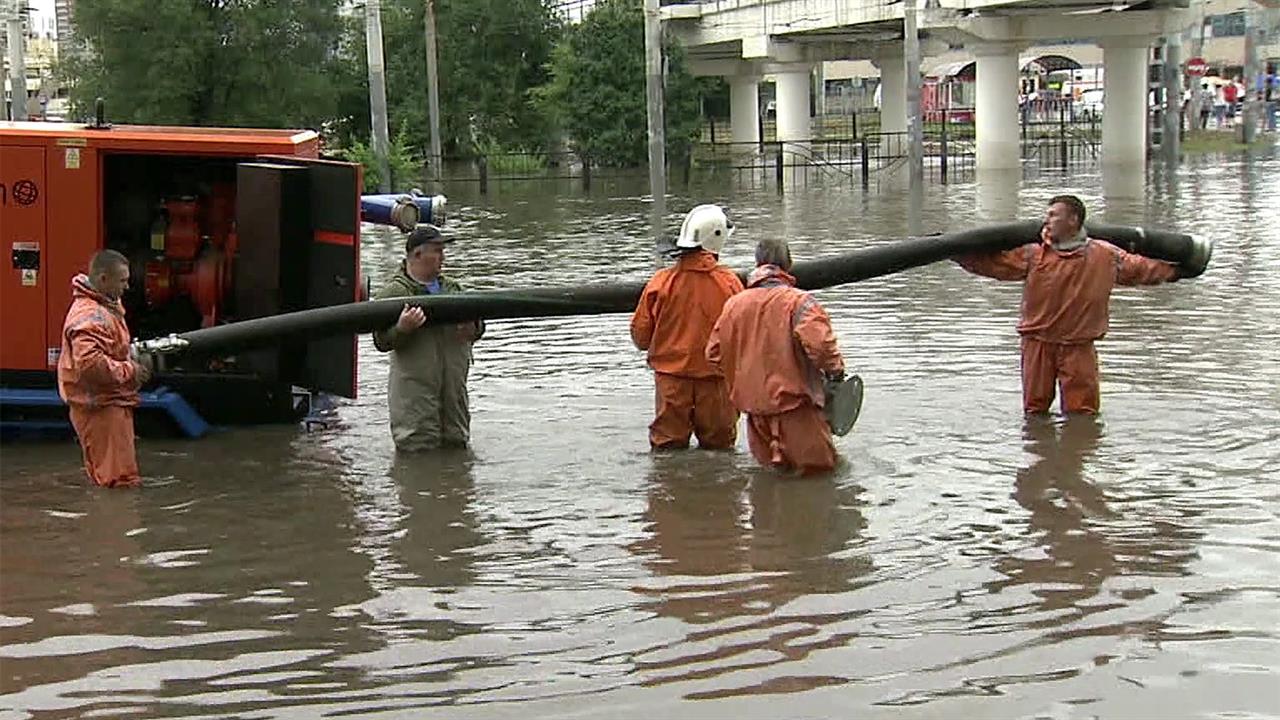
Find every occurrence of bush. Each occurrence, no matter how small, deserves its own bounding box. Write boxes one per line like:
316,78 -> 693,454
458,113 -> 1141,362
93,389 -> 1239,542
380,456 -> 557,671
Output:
533,0 -> 704,167
474,137 -> 549,173
332,127 -> 423,192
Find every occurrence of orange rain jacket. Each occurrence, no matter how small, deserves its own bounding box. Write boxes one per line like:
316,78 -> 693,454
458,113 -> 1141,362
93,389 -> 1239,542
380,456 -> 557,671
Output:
706,265 -> 845,416
631,250 -> 745,378
57,274 -> 143,487
956,234 -> 1179,344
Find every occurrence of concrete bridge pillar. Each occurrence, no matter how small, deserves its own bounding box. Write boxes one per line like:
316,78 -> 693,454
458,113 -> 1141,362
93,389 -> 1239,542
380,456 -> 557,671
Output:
774,66 -> 812,149
1100,37 -> 1152,167
729,76 -> 760,147
973,42 -> 1022,170
873,50 -> 906,157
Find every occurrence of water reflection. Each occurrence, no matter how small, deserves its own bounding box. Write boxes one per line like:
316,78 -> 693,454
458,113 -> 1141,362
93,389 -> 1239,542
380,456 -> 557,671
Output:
745,472 -> 871,595
390,450 -> 483,591
986,416 -> 1200,617
1101,164 -> 1146,219
907,181 -> 925,237
1149,157 -> 1180,204
988,416 -> 1112,612
630,455 -> 871,692
632,456 -> 751,600
974,168 -> 1022,223
333,449 -> 487,661
0,489 -> 148,698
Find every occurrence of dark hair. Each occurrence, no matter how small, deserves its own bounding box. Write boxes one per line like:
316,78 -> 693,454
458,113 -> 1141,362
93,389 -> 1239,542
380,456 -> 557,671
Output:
1048,194 -> 1086,227
89,249 -> 129,276
405,223 -> 445,254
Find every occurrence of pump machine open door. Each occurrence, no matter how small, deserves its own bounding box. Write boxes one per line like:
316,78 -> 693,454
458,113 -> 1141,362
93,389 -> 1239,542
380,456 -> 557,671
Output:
234,156 -> 362,398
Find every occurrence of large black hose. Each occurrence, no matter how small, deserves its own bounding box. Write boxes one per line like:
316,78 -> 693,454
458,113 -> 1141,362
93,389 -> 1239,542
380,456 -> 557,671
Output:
153,221 -> 1210,358
1083,221 -> 1212,275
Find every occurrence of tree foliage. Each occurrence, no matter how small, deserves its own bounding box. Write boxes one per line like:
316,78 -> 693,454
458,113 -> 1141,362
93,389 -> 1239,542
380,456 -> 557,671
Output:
534,0 -> 705,167
60,0 -> 713,167
63,0 -> 346,128
338,0 -> 562,156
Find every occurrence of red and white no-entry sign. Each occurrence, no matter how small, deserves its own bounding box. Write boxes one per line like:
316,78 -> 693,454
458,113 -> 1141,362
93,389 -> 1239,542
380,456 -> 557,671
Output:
1186,57 -> 1208,76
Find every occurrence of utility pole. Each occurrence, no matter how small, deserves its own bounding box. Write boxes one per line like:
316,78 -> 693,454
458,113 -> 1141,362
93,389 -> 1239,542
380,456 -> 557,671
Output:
1241,5 -> 1260,145
364,0 -> 392,192
813,64 -> 826,119
903,0 -> 924,193
1162,33 -> 1181,161
1188,6 -> 1206,130
424,0 -> 444,190
643,0 -> 667,246
6,0 -> 28,122
903,0 -> 924,235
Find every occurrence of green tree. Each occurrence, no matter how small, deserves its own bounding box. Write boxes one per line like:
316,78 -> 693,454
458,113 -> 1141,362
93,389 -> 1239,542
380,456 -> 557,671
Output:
63,0 -> 346,129
534,0 -> 706,167
336,0 -> 562,156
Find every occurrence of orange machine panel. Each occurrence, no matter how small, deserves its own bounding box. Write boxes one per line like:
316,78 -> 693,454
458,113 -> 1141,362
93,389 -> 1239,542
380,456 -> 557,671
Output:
44,143 -> 102,365
1,120 -> 323,375
0,123 -> 321,158
0,145 -> 50,370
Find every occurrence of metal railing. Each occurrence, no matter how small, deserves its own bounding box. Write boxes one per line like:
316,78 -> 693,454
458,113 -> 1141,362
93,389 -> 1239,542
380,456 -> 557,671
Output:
422,109 -> 1102,194
691,131 -> 976,191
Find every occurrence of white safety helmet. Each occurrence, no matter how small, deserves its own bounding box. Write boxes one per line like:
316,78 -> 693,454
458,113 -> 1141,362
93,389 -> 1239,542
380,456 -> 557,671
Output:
675,204 -> 734,255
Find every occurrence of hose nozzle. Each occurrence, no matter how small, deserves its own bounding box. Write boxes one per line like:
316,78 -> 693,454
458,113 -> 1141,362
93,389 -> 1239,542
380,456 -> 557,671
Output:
1180,234 -> 1214,279
132,334 -> 190,356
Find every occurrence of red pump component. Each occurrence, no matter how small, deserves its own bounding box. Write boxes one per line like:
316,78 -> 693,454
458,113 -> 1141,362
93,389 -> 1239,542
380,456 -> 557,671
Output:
143,195 -> 234,328
188,250 -> 225,327
164,198 -> 202,261
144,247 -> 226,328
143,259 -> 177,308
204,183 -> 239,297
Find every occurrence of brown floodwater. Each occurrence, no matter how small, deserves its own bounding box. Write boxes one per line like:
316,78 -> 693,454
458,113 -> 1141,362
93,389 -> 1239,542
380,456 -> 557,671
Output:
2,155 -> 1278,719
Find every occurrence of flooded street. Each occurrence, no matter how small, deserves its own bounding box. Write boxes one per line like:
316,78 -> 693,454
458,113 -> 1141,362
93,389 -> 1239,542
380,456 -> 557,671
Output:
2,156 -> 1279,718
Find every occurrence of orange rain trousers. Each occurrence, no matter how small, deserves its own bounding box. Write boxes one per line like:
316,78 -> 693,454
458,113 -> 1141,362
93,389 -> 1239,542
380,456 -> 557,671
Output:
1021,338 -> 1100,415
68,405 -> 141,488
746,404 -> 836,476
650,372 -> 737,449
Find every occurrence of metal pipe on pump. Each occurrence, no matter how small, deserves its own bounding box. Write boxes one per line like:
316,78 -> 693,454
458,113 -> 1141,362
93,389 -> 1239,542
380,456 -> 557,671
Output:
360,191 -> 447,231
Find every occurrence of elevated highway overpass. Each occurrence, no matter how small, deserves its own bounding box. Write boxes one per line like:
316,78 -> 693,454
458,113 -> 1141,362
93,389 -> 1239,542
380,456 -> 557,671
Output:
662,0 -> 1206,167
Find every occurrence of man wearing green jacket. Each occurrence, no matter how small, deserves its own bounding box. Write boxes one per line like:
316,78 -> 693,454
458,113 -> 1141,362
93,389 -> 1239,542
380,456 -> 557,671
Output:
373,224 -> 485,451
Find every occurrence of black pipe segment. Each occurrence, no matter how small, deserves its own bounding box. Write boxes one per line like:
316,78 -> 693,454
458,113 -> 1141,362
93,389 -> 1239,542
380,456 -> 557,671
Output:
164,221 -> 1210,358
1083,222 -> 1212,277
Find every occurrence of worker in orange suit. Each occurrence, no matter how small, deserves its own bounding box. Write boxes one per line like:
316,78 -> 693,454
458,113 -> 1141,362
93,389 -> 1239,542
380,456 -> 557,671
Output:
706,238 -> 846,476
57,250 -> 152,488
631,204 -> 745,450
955,194 -> 1182,415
